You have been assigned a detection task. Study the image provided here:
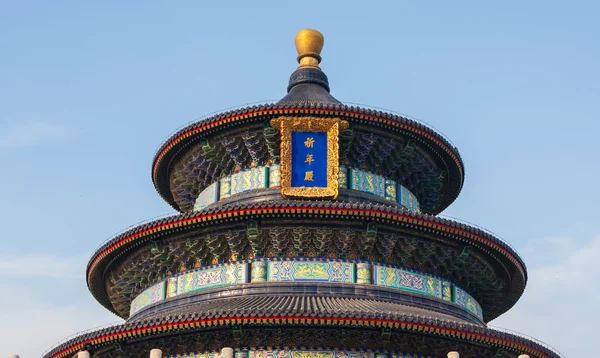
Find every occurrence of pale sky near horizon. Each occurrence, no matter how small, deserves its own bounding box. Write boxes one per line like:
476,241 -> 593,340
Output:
1,1 -> 598,357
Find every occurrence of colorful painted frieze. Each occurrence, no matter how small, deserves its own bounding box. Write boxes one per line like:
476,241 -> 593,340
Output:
248,351 -> 372,358
175,353 -> 219,358
291,352 -> 334,358
250,261 -> 268,282
441,281 -> 452,302
384,179 -> 397,201
424,275 -> 442,297
454,285 -> 467,306
356,262 -> 372,284
267,261 -> 354,283
193,181 -> 218,211
166,277 -> 178,298
338,166 -> 348,189
195,165 -> 420,213
176,263 -> 248,296
230,167 -> 268,196
219,177 -> 232,200
453,286 -> 483,319
269,164 -> 281,188
350,168 -> 385,197
131,259 -> 482,320
129,281 -> 166,316
399,185 -> 420,212
373,265 -> 442,298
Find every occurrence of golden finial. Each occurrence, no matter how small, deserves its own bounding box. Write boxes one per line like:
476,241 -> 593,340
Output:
295,28 -> 324,69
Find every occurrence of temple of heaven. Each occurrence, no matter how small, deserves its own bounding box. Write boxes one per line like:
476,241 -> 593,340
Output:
37,29 -> 562,358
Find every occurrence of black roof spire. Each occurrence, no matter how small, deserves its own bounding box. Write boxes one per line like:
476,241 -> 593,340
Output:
277,29 -> 340,106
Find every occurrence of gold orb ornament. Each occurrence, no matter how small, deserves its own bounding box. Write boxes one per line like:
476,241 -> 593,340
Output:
295,28 -> 324,69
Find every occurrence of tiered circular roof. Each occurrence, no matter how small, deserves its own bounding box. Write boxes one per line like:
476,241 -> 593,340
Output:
42,28 -> 562,358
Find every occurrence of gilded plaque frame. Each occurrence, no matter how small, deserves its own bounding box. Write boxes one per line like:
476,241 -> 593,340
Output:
270,116 -> 347,199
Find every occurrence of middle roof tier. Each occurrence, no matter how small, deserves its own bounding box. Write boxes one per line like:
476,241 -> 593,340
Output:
87,200 -> 526,323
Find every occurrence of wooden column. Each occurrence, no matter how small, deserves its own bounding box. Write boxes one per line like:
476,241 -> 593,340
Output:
220,348 -> 234,358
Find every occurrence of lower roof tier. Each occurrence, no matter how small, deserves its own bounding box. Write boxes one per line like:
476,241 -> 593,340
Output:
87,201 -> 526,322
42,303 -> 561,358
152,105 -> 465,215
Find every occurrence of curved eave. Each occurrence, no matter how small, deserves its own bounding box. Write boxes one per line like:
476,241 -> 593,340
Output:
86,202 -> 526,321
151,104 -> 465,215
42,310 -> 560,358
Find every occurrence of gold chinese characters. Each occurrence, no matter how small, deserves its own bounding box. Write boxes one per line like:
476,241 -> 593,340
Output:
304,171 -> 314,181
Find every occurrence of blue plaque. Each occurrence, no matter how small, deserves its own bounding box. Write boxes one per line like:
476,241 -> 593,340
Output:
291,132 -> 328,187
271,116 -> 346,198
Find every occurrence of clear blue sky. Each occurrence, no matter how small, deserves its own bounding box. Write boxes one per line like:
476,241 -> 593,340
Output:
0,1 -> 598,357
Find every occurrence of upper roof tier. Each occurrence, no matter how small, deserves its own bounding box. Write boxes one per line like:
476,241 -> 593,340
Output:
152,29 -> 465,215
